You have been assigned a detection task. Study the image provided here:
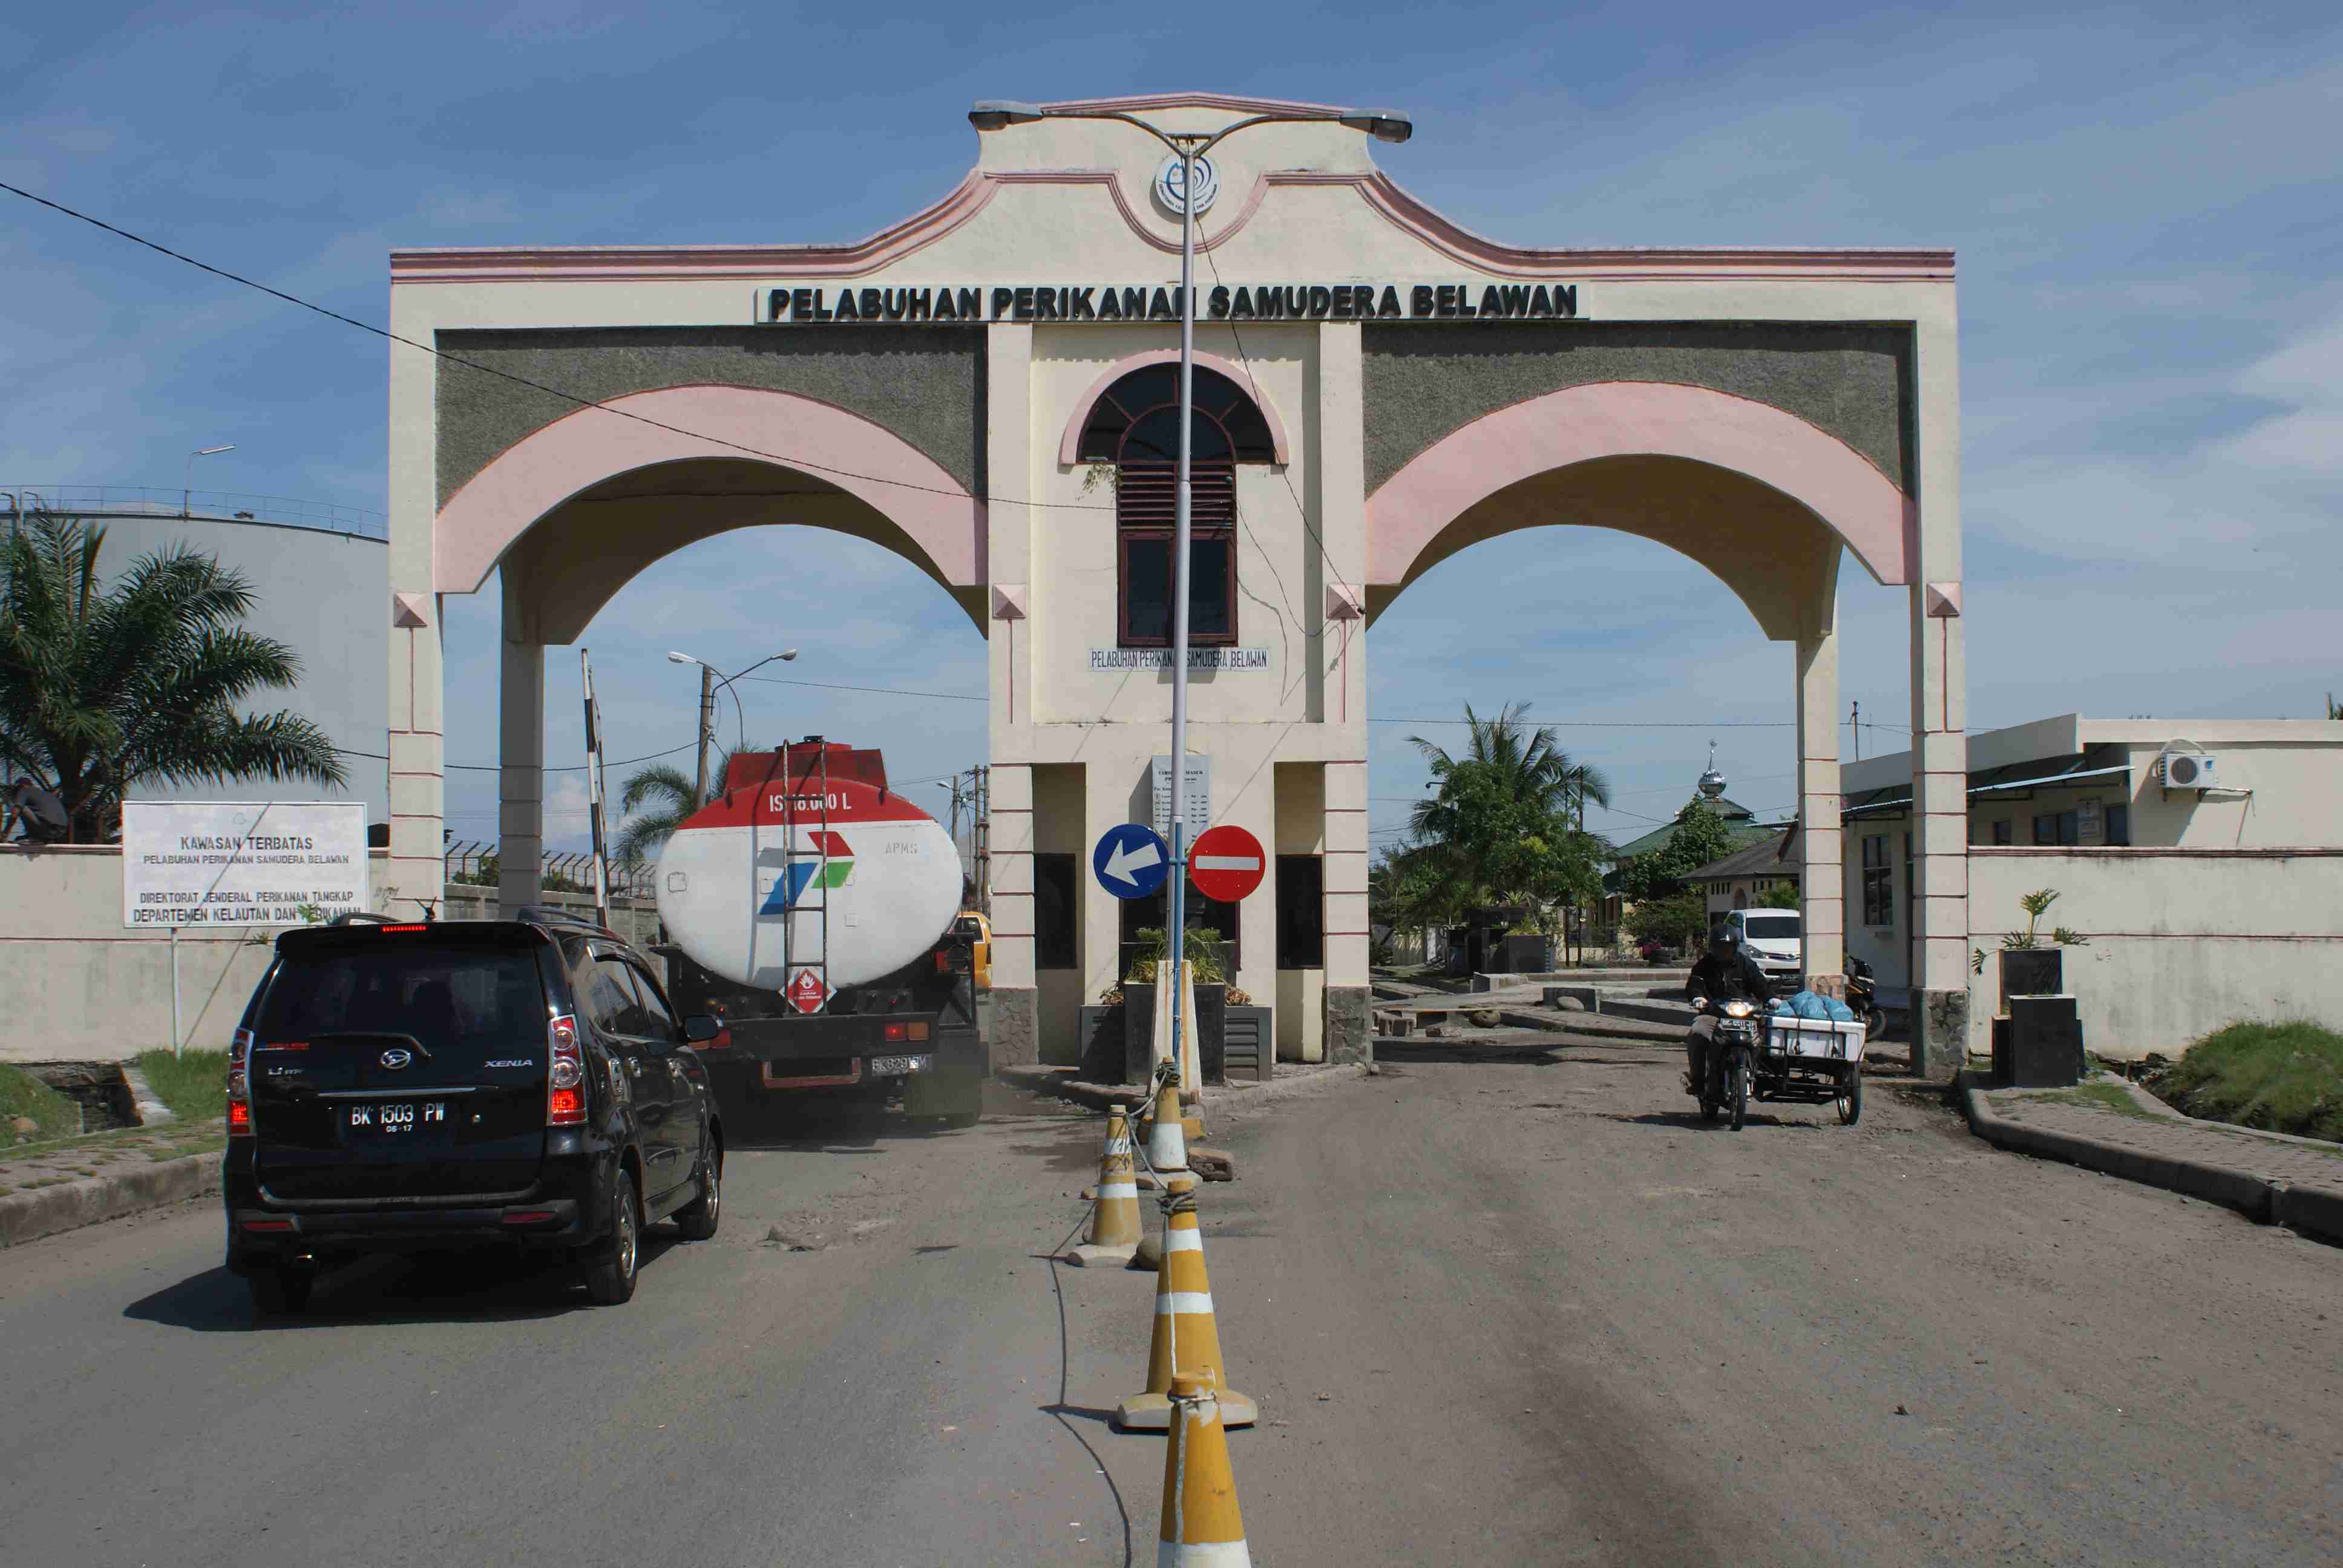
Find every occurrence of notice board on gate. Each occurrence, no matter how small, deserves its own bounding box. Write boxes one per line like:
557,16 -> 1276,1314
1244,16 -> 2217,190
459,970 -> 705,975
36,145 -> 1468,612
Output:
121,802 -> 369,929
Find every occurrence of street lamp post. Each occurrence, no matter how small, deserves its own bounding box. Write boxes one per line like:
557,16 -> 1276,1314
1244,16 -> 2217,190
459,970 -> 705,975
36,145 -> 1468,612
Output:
667,648 -> 799,798
969,99 -> 1412,1089
183,445 -> 235,517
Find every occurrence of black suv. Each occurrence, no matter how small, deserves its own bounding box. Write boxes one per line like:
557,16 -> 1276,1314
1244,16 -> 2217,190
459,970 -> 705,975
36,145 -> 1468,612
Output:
223,910 -> 724,1316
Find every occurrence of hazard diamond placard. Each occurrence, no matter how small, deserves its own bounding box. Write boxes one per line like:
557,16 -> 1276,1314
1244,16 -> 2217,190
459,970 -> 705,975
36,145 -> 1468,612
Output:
787,967 -> 830,1014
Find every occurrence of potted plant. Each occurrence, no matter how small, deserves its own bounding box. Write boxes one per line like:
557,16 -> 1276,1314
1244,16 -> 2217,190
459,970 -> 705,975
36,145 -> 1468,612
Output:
1985,888 -> 2091,997
1122,924 -> 1231,1084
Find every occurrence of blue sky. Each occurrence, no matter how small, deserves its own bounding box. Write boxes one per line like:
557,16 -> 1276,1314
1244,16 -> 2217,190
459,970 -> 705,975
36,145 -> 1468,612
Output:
4,2 -> 2338,854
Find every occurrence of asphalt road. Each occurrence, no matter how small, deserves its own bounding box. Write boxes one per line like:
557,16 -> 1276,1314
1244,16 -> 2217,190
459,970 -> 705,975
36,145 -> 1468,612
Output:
2,1034 -> 2337,1566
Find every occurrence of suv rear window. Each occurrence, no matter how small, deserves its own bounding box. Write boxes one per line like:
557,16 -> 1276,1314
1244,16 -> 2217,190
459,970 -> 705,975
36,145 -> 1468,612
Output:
255,938 -> 549,1068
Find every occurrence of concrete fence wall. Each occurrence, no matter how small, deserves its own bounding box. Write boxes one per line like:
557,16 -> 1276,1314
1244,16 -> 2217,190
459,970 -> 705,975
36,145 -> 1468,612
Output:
1,848 -> 663,1064
1967,846 -> 2343,1061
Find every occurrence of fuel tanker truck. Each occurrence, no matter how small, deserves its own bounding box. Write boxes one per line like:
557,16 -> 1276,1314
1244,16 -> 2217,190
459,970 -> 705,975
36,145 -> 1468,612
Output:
654,741 -> 985,1125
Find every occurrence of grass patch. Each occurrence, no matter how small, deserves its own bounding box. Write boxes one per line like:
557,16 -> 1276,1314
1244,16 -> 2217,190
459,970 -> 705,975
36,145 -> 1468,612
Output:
134,1050 -> 229,1122
2150,1020 -> 2343,1143
3,1064 -> 82,1143
2024,1080 -> 2168,1122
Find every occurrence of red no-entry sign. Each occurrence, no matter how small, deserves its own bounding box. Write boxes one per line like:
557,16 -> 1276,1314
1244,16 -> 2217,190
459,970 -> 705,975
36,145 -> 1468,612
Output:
1188,824 -> 1266,901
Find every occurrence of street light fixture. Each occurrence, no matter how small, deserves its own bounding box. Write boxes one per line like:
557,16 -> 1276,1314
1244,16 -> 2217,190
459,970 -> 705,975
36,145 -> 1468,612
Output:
183,445 -> 235,517
969,95 -> 1415,1086
669,648 -> 799,799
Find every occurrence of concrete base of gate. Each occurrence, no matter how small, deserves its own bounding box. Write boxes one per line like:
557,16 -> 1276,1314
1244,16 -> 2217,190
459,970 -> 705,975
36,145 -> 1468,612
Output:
1326,986 -> 1373,1066
1912,988 -> 1970,1082
990,985 -> 1038,1068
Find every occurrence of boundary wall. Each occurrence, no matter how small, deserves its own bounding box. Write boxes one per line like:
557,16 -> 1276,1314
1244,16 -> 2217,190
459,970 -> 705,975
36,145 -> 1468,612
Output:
1967,847 -> 2343,1060
0,847 -> 658,1064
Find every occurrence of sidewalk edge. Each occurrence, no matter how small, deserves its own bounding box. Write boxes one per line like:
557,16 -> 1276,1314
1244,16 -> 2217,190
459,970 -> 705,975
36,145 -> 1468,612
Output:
0,1151 -> 220,1250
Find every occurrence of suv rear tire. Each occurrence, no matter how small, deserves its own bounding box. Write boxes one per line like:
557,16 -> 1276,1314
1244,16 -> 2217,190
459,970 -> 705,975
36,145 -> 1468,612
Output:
583,1170 -> 641,1305
673,1138 -> 721,1241
249,1268 -> 312,1318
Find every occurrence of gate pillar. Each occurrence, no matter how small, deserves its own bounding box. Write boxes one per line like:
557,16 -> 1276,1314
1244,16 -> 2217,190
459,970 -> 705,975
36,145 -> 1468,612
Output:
1795,631 -> 1845,999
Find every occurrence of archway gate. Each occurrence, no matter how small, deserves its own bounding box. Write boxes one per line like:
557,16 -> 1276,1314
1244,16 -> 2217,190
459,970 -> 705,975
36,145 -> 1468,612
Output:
386,92 -> 1970,1077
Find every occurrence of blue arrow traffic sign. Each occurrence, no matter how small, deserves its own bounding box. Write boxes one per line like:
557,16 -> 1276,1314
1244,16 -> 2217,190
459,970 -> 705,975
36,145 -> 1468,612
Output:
1092,822 -> 1171,900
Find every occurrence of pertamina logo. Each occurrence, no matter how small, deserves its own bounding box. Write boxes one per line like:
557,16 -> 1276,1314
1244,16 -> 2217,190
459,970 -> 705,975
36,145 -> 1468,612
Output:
759,831 -> 854,913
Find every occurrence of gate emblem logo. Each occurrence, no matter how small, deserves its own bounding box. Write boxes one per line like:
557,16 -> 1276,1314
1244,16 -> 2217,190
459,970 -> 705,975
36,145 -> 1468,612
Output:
379,1047 -> 414,1070
759,831 -> 854,915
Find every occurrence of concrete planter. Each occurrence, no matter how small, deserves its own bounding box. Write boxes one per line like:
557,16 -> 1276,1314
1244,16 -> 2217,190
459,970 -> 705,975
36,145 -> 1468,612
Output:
1122,981 -> 1228,1084
1999,947 -> 2064,998
1076,1005 -> 1124,1082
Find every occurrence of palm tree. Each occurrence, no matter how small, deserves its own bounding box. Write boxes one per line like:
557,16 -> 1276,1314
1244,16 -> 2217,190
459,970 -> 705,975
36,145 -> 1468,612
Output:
1403,702 -> 1613,930
0,512 -> 345,843
614,743 -> 768,867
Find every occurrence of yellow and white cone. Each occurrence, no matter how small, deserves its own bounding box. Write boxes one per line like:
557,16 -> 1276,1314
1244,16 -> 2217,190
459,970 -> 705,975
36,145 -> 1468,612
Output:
1133,1079 -> 1198,1270
1157,1373 -> 1251,1566
1144,1079 -> 1198,1195
1116,1197 -> 1256,1431
1069,1104 -> 1142,1267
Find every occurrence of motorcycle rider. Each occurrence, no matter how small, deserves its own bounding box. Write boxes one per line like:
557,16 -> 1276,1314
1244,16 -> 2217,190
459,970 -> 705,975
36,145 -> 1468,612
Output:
1685,923 -> 1775,1099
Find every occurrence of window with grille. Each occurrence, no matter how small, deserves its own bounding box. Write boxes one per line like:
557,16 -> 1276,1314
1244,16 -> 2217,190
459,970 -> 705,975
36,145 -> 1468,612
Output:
1860,834 -> 1893,927
1075,364 -> 1275,648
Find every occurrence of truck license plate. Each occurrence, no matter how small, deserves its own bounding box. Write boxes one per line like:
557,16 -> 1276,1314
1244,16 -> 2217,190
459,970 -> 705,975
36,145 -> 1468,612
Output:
868,1054 -> 931,1077
348,1102 -> 446,1134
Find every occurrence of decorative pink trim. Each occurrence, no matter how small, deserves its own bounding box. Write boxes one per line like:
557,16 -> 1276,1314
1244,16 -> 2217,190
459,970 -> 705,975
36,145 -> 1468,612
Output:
392,171 -> 1004,284
1055,348 -> 1293,467
1367,381 -> 1913,590
433,384 -> 982,596
1037,90 -> 1360,116
392,166 -> 1953,285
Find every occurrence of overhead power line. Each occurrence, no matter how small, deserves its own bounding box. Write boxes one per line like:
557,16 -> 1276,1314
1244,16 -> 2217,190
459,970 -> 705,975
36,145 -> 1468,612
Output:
0,178 -> 1110,516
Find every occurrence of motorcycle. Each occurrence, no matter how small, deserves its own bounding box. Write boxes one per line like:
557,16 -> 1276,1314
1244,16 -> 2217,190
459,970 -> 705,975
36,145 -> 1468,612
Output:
1689,993 -> 1762,1131
1846,956 -> 1888,1036
1692,991 -> 1867,1130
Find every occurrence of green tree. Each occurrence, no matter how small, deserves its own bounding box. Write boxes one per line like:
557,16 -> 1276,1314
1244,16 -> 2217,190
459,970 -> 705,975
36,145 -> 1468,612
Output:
1403,702 -> 1611,929
1755,880 -> 1800,910
1623,887 -> 1711,949
0,513 -> 344,843
614,743 -> 768,867
1613,800 -> 1738,904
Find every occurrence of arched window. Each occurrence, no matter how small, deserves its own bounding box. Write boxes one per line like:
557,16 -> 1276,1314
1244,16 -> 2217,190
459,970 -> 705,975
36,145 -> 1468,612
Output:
1076,364 -> 1276,648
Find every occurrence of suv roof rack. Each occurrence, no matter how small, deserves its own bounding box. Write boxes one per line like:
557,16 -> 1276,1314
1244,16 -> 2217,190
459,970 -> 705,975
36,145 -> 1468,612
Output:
513,904 -> 618,936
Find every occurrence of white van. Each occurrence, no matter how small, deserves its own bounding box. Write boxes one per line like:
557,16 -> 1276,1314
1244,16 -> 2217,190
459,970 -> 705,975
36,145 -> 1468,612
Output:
1725,907 -> 1803,987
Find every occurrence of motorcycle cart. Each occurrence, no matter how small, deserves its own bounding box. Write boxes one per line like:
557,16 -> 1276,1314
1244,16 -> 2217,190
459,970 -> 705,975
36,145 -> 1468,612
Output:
1756,1007 -> 1867,1125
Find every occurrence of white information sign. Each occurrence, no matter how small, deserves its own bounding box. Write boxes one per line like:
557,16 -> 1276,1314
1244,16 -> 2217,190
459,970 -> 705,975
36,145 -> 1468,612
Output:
1150,755 -> 1211,842
122,802 -> 369,929
1090,647 -> 1269,672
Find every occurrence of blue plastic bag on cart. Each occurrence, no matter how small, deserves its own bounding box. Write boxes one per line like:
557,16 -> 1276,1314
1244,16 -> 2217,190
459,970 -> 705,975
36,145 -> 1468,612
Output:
1783,989 -> 1857,1023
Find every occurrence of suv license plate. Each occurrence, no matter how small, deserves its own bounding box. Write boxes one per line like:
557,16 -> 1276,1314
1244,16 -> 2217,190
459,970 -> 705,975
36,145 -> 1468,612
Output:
348,1102 -> 447,1134
868,1054 -> 931,1077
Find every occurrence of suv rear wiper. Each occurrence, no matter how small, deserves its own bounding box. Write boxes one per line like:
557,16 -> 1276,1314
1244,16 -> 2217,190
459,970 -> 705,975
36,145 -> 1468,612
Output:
310,1031 -> 435,1063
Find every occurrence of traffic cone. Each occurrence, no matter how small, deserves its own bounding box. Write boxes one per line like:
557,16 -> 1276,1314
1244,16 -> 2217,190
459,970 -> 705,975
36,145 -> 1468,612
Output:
1115,1194 -> 1256,1431
1133,1077 -> 1197,1270
1157,1373 -> 1251,1566
1143,1077 -> 1198,1195
1068,1104 -> 1142,1267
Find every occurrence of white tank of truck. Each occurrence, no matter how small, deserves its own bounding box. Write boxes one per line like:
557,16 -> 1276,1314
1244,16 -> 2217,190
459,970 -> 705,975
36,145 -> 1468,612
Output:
654,745 -> 963,994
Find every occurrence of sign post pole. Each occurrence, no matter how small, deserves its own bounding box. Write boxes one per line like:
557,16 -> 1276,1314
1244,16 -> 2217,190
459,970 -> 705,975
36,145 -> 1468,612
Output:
169,924 -> 182,1058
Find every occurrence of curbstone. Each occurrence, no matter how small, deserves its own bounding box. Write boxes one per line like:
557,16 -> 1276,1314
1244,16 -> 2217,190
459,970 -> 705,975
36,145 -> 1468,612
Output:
2272,1183 -> 2343,1246
0,1151 -> 220,1250
1957,1072 -> 2293,1230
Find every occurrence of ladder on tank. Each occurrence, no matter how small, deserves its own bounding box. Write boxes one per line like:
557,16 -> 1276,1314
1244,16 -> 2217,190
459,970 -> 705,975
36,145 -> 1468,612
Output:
778,738 -> 833,1014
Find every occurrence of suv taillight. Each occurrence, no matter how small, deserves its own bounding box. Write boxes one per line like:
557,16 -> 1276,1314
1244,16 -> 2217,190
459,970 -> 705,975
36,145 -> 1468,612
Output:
547,1014 -> 585,1126
227,1027 -> 254,1137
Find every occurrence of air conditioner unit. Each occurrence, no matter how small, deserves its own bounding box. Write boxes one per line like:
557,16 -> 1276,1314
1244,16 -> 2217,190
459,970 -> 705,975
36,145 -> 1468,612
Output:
2160,753 -> 2218,789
